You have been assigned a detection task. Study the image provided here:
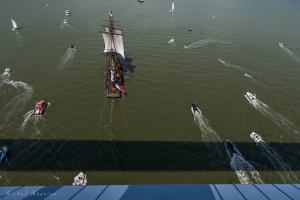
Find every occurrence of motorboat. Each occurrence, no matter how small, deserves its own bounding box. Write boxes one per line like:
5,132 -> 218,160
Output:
188,29 -> 192,32
191,103 -> 201,115
168,38 -> 174,44
5,79 -> 14,85
0,146 -> 8,164
65,10 -> 71,16
32,100 -> 48,115
72,172 -> 87,186
63,19 -> 67,24
279,42 -> 283,47
137,0 -> 144,2
245,92 -> 257,103
244,73 -> 252,78
70,45 -> 75,49
224,139 -> 241,159
218,58 -> 222,62
250,132 -> 265,143
4,68 -> 12,76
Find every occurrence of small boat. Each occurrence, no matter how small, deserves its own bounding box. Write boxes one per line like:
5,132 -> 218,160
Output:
169,1 -> 175,13
244,73 -> 252,78
70,44 -> 75,49
72,172 -> 87,186
5,79 -> 14,85
63,19 -> 67,24
224,139 -> 241,159
218,58 -> 223,62
4,68 -> 12,76
11,19 -> 19,31
245,92 -> 257,103
137,0 -> 144,2
168,38 -> 174,44
65,10 -> 71,16
188,29 -> 192,32
279,42 -> 283,47
250,132 -> 265,143
191,103 -> 201,115
32,100 -> 48,115
0,146 -> 8,164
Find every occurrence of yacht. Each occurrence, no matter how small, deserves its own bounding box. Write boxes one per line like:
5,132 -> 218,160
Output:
245,92 -> 257,103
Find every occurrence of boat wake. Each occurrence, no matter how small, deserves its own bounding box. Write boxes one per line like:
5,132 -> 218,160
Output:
251,100 -> 299,135
230,154 -> 264,184
192,108 -> 224,167
0,81 -> 33,129
279,44 -> 300,64
184,39 -> 234,50
60,21 -> 72,29
168,38 -> 174,44
251,134 -> 299,183
58,48 -> 76,71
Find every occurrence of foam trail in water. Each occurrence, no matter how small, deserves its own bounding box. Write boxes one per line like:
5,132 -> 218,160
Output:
230,154 -> 264,184
184,39 -> 234,49
250,100 -> 299,135
252,137 -> 299,183
58,48 -> 76,71
0,81 -> 33,128
280,44 -> 300,64
168,38 -> 174,44
192,108 -> 224,167
20,111 -> 33,130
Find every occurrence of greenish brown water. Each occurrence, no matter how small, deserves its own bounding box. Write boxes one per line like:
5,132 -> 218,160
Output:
0,0 -> 300,185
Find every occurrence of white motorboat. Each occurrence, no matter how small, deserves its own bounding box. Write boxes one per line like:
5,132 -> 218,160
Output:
244,73 -> 252,78
245,92 -> 257,103
279,42 -> 283,47
4,68 -> 12,76
250,132 -> 265,143
72,172 -> 87,186
191,103 -> 201,115
168,38 -> 174,44
137,0 -> 144,2
0,146 -> 8,164
65,10 -> 71,16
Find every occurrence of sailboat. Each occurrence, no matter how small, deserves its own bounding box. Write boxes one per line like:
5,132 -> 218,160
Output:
102,9 -> 125,98
169,1 -> 174,13
11,19 -> 19,31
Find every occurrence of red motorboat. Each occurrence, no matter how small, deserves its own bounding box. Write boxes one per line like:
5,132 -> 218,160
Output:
32,100 -> 48,115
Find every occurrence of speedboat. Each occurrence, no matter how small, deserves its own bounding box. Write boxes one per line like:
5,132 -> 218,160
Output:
70,45 -> 75,49
4,68 -> 12,76
188,29 -> 192,32
0,146 -> 8,164
72,172 -> 87,186
5,79 -> 14,85
65,10 -> 71,16
279,42 -> 283,47
218,58 -> 222,62
168,38 -> 174,44
191,103 -> 201,115
245,92 -> 257,103
32,100 -> 48,115
63,19 -> 67,24
250,132 -> 265,143
224,139 -> 241,159
244,73 -> 252,78
137,0 -> 144,2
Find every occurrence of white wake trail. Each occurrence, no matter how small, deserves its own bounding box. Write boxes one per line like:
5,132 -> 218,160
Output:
0,81 -> 33,125
184,39 -> 234,49
20,111 -> 33,130
254,140 -> 299,183
58,48 -> 76,71
280,45 -> 300,64
252,100 -> 299,135
230,154 -> 264,184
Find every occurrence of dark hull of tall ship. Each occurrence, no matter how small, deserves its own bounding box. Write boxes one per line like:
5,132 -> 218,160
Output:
105,52 -> 125,98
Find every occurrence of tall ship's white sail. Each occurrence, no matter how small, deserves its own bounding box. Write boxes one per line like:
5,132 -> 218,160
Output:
102,27 -> 125,59
11,19 -> 18,31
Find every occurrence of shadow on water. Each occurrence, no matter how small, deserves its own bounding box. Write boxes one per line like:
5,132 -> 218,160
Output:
1,139 -> 300,171
124,55 -> 135,75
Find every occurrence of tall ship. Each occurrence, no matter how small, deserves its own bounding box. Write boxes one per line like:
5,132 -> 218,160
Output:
102,9 -> 125,98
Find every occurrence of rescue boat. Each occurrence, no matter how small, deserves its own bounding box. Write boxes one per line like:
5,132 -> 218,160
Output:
32,100 -> 48,115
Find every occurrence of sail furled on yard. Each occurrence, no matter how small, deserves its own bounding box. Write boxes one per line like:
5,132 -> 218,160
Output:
102,28 -> 125,59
